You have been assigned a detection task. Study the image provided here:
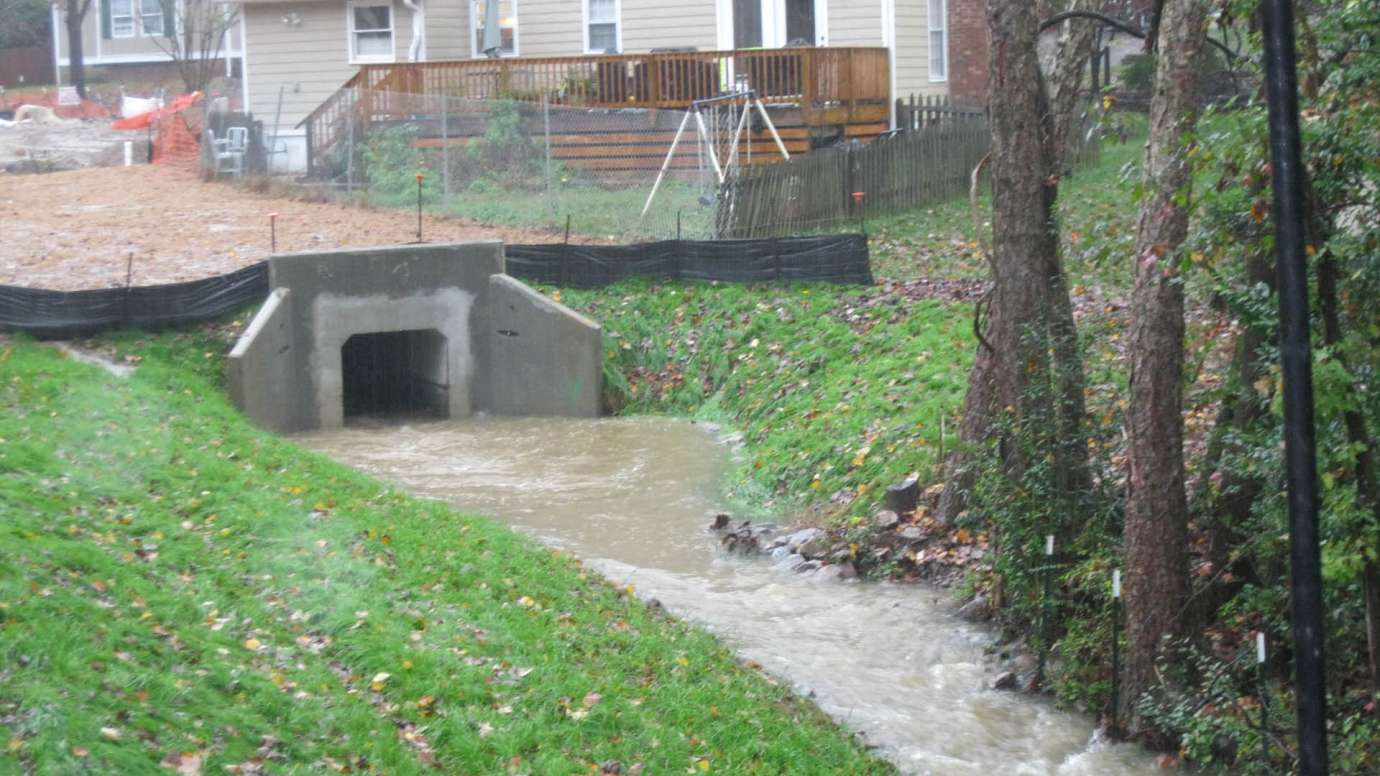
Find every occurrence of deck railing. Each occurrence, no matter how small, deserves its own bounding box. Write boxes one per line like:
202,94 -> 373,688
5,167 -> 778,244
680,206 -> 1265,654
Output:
302,47 -> 889,174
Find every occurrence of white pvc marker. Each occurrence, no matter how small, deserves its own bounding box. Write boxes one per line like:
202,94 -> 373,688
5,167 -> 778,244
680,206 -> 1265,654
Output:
1045,535 -> 1055,556
1112,569 -> 1121,599
1257,632 -> 1266,665
123,141 -> 133,166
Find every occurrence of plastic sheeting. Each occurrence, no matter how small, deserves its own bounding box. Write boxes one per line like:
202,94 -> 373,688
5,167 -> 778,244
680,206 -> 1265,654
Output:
0,263 -> 269,340
0,235 -> 870,339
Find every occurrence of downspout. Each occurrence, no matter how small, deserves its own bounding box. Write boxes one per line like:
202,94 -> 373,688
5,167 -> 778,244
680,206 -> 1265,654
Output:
882,0 -> 896,129
403,0 -> 425,62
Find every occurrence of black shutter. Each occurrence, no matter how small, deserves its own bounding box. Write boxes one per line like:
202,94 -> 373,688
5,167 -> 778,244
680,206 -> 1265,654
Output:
101,0 -> 112,39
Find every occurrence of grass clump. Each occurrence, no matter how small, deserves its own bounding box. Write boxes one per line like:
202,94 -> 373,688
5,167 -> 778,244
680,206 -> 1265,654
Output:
0,337 -> 892,775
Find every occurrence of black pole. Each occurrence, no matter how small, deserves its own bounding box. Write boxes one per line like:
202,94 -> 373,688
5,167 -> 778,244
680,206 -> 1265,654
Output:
1260,1 -> 1328,772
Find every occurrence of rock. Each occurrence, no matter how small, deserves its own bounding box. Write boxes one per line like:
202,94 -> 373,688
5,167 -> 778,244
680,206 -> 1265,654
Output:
769,545 -> 792,562
797,560 -> 823,573
992,671 -> 1019,691
812,562 -> 857,582
874,510 -> 900,530
885,473 -> 920,515
897,526 -> 924,541
798,536 -> 831,559
775,553 -> 806,572
785,528 -> 822,551
710,513 -> 731,531
956,595 -> 990,622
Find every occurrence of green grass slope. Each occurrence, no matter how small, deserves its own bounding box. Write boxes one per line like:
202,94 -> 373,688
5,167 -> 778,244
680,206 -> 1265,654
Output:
0,339 -> 892,775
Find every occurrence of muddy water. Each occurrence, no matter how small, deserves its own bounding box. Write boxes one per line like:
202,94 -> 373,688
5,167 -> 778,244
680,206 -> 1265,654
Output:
299,417 -> 1157,775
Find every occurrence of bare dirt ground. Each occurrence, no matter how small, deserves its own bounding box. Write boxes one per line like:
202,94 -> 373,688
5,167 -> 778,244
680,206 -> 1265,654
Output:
0,165 -> 571,290
0,120 -> 142,174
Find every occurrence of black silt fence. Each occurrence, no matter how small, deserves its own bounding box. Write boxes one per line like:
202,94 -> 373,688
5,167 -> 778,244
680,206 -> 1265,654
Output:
0,236 -> 871,340
504,234 -> 872,288
0,264 -> 271,341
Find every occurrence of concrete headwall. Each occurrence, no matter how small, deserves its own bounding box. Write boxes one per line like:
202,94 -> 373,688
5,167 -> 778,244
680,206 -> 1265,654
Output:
227,242 -> 602,433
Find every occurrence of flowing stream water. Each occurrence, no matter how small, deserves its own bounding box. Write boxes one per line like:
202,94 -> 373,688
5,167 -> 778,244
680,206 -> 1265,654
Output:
299,416 -> 1159,775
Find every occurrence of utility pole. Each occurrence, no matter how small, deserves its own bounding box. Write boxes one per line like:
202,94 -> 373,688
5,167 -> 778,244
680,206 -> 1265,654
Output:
1259,0 -> 1328,772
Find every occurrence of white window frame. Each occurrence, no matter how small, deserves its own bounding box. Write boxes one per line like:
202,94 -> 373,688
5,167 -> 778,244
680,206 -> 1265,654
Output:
927,0 -> 948,82
582,0 -> 621,54
470,0 -> 519,59
139,0 -> 165,36
348,0 -> 397,65
110,0 -> 136,38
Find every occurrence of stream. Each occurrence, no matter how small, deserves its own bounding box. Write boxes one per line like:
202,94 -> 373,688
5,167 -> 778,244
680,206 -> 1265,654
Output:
299,416 -> 1159,775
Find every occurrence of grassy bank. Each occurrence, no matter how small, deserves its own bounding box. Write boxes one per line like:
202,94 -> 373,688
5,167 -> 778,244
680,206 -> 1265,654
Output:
0,335 -> 892,775
560,282 -> 974,527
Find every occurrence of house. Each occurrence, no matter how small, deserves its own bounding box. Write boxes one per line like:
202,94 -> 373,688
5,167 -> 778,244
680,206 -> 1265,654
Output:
235,0 -> 967,173
50,0 -> 244,90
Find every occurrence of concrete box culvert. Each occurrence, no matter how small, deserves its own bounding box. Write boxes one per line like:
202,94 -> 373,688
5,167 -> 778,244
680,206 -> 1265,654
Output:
227,242 -> 602,433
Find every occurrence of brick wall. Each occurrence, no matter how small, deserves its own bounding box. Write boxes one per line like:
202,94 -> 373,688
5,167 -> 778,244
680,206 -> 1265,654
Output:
947,0 -> 989,105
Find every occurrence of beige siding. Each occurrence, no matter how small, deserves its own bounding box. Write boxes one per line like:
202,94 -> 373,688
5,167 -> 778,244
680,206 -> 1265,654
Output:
424,0 -> 468,59
894,0 -> 943,98
621,0 -> 717,53
514,0 -> 583,56
244,1 -> 385,127
827,0 -> 881,46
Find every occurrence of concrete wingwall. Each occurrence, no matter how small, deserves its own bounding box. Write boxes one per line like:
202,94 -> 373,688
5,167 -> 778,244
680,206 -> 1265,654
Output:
227,242 -> 602,433
486,275 -> 602,418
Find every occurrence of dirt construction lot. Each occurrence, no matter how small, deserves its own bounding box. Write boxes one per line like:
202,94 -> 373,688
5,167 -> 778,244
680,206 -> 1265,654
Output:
0,166 -> 571,290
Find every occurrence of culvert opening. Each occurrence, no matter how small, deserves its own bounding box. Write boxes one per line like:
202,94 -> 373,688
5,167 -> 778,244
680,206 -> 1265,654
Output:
341,329 -> 449,420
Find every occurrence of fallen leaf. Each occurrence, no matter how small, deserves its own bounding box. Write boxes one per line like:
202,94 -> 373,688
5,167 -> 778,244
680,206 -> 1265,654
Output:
160,751 -> 204,775
242,638 -> 262,651
100,726 -> 121,741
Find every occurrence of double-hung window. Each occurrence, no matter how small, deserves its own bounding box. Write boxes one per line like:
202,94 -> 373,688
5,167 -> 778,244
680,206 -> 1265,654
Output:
139,0 -> 165,36
585,0 -> 619,53
350,2 -> 396,63
928,0 -> 948,81
110,0 -> 135,37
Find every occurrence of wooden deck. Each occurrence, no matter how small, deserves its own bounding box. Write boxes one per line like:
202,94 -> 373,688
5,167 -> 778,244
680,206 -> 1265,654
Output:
301,47 -> 891,177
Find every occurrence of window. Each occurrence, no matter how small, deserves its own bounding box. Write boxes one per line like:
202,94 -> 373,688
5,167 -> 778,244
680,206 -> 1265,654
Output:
110,0 -> 135,37
140,0 -> 164,35
585,0 -> 618,53
473,0 -> 517,57
350,3 -> 395,62
928,0 -> 948,81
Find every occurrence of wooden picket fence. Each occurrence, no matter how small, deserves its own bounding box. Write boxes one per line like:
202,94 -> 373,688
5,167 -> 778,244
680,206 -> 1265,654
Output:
721,94 -> 1103,238
721,116 -> 990,238
895,93 -> 985,131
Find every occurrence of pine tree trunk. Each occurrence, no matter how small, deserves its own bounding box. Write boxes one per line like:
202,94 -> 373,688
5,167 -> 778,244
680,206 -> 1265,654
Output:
1121,0 -> 1209,732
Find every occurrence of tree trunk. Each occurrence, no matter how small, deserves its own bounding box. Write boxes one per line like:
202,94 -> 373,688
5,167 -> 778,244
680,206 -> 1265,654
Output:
1120,0 -> 1209,733
1047,0 -> 1103,171
1316,250 -> 1380,713
981,0 -> 1088,496
65,6 -> 86,99
937,306 -> 998,523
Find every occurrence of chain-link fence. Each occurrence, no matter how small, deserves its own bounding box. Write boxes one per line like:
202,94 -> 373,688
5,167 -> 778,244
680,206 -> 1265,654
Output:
308,89 -> 755,241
